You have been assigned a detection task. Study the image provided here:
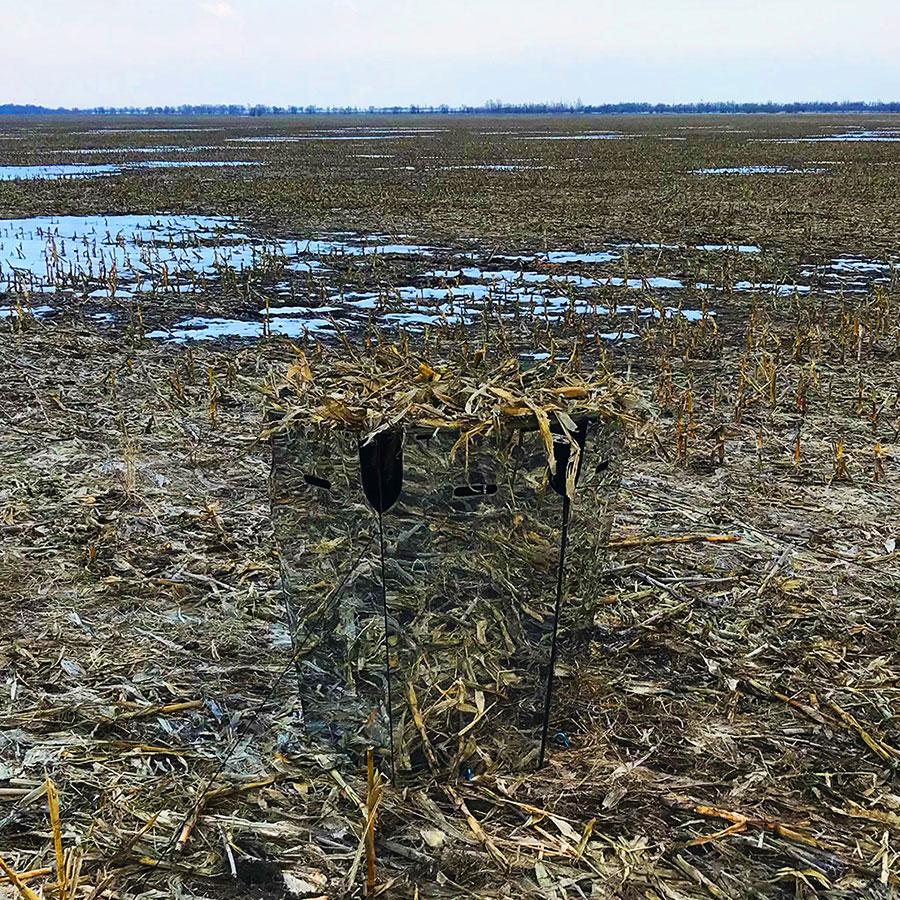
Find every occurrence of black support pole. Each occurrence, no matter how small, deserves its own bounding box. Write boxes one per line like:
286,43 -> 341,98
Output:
538,491 -> 571,769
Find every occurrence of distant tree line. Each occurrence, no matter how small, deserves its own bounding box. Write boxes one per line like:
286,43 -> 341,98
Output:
2,100 -> 900,116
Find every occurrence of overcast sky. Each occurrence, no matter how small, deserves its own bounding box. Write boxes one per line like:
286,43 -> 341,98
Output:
4,0 -> 900,107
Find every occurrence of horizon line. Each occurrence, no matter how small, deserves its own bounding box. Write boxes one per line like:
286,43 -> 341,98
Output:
3,100 -> 900,117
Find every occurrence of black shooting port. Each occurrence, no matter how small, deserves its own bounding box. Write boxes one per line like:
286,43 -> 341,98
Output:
358,429 -> 404,783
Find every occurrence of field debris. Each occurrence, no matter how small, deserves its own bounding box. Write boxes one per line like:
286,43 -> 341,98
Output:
264,339 -> 641,451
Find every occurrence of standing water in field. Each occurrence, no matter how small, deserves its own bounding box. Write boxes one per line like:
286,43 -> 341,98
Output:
691,166 -> 825,175
15,211 -> 895,343
0,161 -> 258,181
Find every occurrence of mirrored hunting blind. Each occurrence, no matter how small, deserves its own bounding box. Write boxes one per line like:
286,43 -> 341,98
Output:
266,345 -> 634,778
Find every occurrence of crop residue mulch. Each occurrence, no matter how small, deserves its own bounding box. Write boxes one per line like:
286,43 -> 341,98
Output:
2,313 -> 900,898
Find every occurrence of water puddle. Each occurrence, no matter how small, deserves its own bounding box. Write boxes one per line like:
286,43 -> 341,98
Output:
149,302 -> 474,341
541,250 -> 620,264
49,145 -> 224,155
128,161 -> 255,170
0,215 -> 438,293
498,244 -> 762,262
692,166 -> 824,175
798,255 -> 898,292
428,265 -> 685,291
0,164 -> 124,181
617,242 -> 762,254
732,281 -> 811,295
518,132 -> 627,141
493,250 -> 620,265
352,127 -> 445,133
0,161 -> 258,181
441,164 -> 548,172
426,267 -> 596,288
298,238 -> 435,257
150,292 -> 711,342
0,215 -> 303,291
695,243 -> 762,254
147,316 -> 335,341
768,130 -> 900,143
826,255 -> 895,274
0,303 -> 53,319
74,128 -> 224,135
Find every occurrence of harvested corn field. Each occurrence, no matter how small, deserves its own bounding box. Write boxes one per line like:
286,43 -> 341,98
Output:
2,114 -> 900,899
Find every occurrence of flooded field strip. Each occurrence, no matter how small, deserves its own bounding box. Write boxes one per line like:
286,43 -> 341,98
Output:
1,214 -> 896,341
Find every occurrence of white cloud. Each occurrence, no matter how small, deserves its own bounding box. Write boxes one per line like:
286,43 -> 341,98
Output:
201,1 -> 235,17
